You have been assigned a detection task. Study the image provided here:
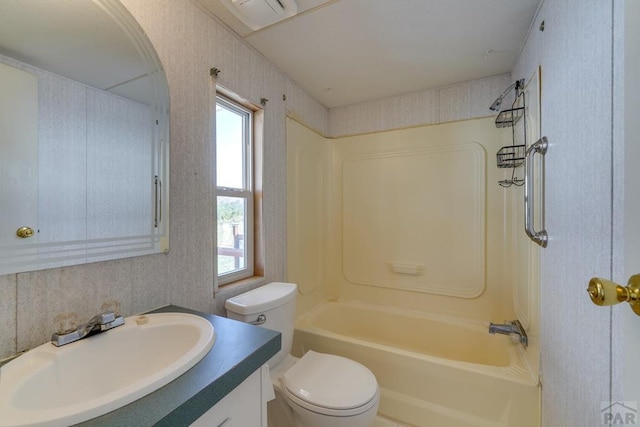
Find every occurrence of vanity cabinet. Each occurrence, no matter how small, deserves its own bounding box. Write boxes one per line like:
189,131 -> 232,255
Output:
191,366 -> 269,427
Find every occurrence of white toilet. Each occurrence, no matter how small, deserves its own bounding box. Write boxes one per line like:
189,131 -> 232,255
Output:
225,282 -> 380,427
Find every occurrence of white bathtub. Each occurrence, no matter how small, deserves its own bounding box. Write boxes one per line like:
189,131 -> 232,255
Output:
292,301 -> 539,427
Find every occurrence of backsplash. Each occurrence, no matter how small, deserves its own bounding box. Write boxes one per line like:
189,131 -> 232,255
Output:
0,275 -> 16,357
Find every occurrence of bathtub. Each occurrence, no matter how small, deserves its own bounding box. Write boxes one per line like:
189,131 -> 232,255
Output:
292,301 -> 539,427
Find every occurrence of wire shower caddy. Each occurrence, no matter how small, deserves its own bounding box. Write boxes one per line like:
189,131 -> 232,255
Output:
494,81 -> 526,187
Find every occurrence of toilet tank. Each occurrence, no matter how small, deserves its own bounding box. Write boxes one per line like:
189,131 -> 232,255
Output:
225,282 -> 297,368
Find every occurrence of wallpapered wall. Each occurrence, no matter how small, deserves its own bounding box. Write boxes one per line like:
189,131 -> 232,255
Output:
512,1 -> 623,425
0,0 -> 511,360
0,0 -> 328,358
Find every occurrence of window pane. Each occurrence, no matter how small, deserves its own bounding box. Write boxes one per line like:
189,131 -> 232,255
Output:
216,102 -> 245,189
217,196 -> 246,275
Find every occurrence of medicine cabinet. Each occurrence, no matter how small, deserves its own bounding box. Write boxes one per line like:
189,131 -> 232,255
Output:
0,0 -> 169,275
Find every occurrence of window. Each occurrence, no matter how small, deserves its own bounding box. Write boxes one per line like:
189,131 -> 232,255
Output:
216,94 -> 254,284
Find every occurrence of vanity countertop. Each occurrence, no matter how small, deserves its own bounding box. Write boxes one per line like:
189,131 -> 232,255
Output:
76,304 -> 281,426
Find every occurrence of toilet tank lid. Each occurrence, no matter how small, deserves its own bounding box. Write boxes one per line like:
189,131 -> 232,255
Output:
225,282 -> 297,315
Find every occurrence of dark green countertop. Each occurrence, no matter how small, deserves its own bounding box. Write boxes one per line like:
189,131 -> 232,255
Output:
76,305 -> 281,426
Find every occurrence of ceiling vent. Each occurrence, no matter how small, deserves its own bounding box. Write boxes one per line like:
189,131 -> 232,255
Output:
220,0 -> 298,31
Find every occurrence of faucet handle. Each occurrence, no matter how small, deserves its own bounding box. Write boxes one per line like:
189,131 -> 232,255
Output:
54,312 -> 79,335
101,300 -> 122,317
98,311 -> 125,332
98,312 -> 116,324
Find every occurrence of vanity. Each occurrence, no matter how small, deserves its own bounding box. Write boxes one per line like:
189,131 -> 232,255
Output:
76,305 -> 280,427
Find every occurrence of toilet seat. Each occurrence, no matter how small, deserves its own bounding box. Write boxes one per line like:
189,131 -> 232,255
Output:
283,351 -> 379,417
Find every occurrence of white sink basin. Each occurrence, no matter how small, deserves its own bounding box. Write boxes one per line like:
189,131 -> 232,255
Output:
0,312 -> 215,427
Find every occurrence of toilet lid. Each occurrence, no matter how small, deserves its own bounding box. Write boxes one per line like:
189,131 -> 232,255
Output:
283,350 -> 378,410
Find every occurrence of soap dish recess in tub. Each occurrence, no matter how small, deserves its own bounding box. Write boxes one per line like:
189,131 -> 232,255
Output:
388,263 -> 425,275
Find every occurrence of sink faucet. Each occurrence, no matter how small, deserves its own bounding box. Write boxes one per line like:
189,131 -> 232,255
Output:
488,319 -> 528,347
51,311 -> 125,347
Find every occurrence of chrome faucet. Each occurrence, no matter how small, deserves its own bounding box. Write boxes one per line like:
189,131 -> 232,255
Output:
488,319 -> 528,347
51,311 -> 125,347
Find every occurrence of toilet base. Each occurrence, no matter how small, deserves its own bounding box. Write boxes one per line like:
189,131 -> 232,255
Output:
267,387 -> 380,427
267,388 -> 296,427
286,387 -> 380,427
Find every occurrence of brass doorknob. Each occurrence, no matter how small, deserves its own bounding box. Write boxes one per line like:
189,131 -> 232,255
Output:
16,226 -> 34,238
587,275 -> 640,316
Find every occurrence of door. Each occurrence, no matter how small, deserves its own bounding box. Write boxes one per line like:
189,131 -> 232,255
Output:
621,0 -> 640,418
534,1 -> 617,425
597,1 -> 640,423
576,1 -> 639,425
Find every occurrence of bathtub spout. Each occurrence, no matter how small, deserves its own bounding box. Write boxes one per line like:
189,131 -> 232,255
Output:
489,320 -> 528,347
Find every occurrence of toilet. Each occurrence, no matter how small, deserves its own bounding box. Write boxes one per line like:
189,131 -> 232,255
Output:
225,282 -> 380,427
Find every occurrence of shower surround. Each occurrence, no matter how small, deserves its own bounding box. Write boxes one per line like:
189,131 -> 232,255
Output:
287,115 -> 540,426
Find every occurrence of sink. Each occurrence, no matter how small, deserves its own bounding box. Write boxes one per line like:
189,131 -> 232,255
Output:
0,312 -> 215,427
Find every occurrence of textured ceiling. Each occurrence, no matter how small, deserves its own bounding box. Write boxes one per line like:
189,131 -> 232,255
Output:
196,0 -> 541,108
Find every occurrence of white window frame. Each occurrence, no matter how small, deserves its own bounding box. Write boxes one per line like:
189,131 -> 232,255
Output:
216,94 -> 254,285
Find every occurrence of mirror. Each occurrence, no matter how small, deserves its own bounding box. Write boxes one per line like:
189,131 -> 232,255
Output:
0,0 -> 169,275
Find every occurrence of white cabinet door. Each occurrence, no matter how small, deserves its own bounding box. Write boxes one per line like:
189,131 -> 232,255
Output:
0,63 -> 38,251
191,368 -> 266,427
